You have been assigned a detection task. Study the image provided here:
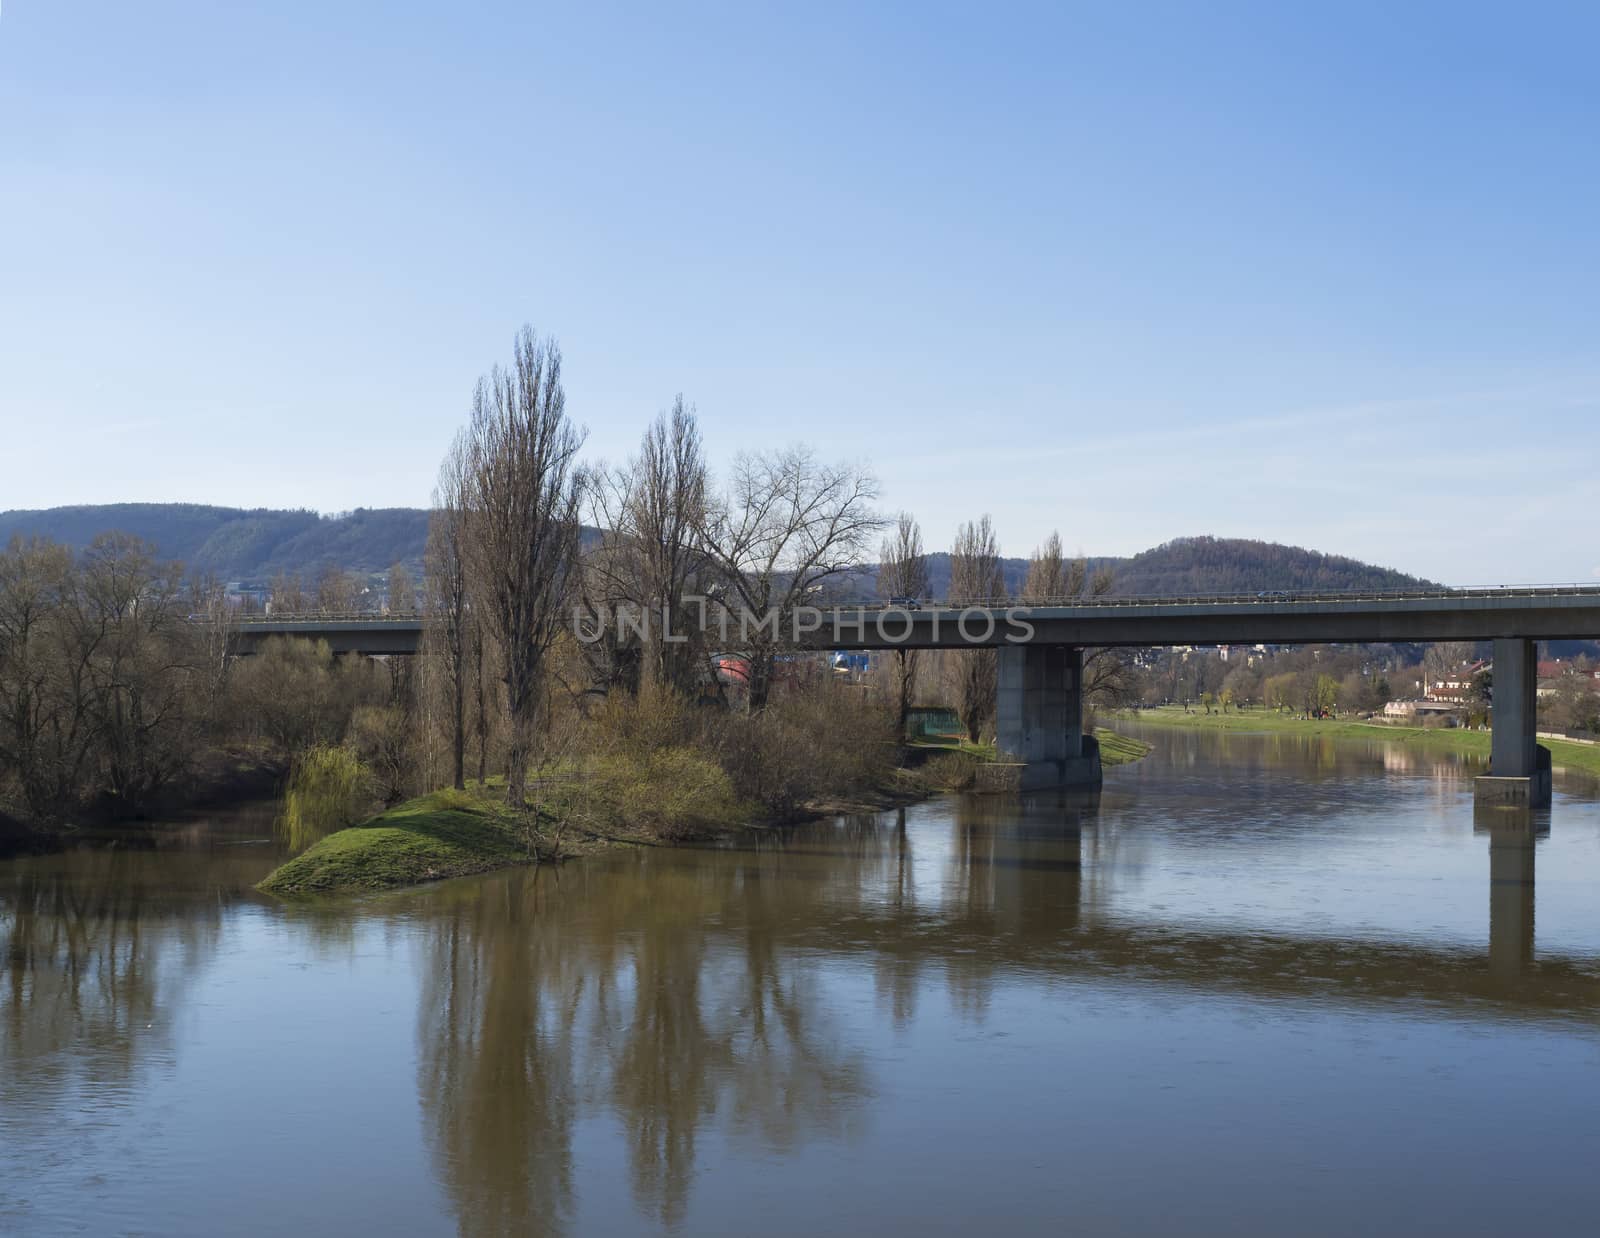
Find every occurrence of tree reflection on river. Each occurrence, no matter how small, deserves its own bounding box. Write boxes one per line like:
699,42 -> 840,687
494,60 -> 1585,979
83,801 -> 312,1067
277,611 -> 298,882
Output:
4,732 -> 1600,1236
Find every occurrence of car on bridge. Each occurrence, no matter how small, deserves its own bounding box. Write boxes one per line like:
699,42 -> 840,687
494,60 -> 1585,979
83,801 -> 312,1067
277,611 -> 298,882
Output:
888,595 -> 922,609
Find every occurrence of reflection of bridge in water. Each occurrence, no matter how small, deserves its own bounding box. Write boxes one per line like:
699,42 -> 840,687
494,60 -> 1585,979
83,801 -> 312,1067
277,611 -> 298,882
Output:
757,793 -> 1595,1024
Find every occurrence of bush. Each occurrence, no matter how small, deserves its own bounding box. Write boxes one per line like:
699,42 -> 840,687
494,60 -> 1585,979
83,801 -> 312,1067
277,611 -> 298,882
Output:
349,703 -> 415,805
588,747 -> 742,840
707,681 -> 897,819
920,751 -> 981,791
577,677 -> 895,827
587,683 -> 699,760
278,744 -> 372,852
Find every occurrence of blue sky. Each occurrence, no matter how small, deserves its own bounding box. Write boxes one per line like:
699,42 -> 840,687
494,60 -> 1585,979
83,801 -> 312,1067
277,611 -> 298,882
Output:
2,1 -> 1596,583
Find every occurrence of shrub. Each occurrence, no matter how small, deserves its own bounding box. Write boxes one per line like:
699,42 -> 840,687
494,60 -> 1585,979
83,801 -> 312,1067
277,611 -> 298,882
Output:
588,747 -> 742,840
707,681 -> 897,819
920,750 -> 981,791
349,703 -> 417,805
278,744 -> 372,852
587,683 -> 699,760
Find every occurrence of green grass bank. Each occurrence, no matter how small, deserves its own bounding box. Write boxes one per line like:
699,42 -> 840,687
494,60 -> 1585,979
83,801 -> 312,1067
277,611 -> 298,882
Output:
257,789 -> 529,895
1116,705 -> 1600,780
1096,729 -> 1153,766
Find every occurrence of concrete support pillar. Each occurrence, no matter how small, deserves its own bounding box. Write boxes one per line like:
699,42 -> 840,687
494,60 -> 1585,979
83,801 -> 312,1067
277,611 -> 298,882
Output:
1477,637 -> 1553,808
995,645 -> 1102,791
1490,637 -> 1537,777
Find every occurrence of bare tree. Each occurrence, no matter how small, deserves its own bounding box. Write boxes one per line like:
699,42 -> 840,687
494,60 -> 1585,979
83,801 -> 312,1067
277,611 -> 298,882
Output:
470,620 -> 490,784
948,516 -> 1004,741
1423,640 -> 1477,691
1021,531 -> 1066,601
460,326 -> 587,808
269,569 -> 306,614
877,513 -> 928,737
71,534 -> 198,812
314,565 -> 364,613
0,537 -> 86,817
1021,531 -> 1113,602
698,446 -> 882,710
185,570 -> 235,731
387,562 -> 418,613
426,431 -> 472,790
588,396 -> 711,698
1021,529 -> 1126,708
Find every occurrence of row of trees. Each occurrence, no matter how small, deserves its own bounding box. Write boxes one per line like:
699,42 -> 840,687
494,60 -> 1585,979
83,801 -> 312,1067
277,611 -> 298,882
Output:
0,534 -> 410,821
259,562 -> 417,615
0,535 -> 220,819
1,322 -> 1135,826
421,325 -> 1141,788
423,326 -> 897,807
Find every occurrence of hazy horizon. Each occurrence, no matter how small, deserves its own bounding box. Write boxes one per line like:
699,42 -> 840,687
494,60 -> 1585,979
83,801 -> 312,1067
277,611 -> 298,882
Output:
3,2 -> 1597,581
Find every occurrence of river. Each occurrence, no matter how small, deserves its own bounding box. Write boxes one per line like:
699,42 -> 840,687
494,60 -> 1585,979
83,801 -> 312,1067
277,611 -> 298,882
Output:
3,729 -> 1599,1236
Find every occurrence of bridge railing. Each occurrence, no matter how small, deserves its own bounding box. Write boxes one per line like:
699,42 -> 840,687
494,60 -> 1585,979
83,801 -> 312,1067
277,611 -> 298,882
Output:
231,583 -> 1600,626
843,583 -> 1600,611
232,611 -> 426,624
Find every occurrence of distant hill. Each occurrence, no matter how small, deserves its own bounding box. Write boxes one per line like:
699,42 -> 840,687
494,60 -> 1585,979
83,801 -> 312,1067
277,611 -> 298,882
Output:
1,507 -> 1435,597
0,504 -> 428,580
912,536 -> 1434,599
1090,536 -> 1437,596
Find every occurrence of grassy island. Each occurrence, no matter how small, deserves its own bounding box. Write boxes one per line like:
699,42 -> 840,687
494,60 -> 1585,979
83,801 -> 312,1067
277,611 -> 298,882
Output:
257,790 -> 527,896
258,727 -> 1153,897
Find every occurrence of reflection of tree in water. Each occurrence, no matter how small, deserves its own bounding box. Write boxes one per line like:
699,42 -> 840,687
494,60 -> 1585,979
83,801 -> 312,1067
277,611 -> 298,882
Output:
414,845 -> 874,1236
872,809 -> 922,1028
416,868 -> 580,1238
0,849 -> 228,1134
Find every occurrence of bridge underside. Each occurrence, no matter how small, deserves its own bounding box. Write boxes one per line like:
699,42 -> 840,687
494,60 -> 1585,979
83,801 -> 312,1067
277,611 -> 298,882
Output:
231,621 -> 424,657
995,637 -> 1555,802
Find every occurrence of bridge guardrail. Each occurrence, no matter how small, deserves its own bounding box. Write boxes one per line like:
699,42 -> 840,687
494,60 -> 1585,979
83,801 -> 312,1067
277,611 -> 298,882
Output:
233,583 -> 1600,626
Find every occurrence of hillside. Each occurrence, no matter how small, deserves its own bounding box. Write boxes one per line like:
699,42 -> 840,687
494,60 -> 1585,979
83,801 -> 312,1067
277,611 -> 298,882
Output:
0,504 -> 428,580
915,536 -> 1434,600
1097,536 -> 1437,596
1,507 -> 1434,597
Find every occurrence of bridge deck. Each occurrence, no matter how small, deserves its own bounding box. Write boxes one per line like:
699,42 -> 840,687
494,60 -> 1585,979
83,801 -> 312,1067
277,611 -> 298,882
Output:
228,586 -> 1600,653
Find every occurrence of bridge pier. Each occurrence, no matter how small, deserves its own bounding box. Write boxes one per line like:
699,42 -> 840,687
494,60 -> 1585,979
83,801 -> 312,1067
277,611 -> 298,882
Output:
995,645 -> 1102,791
1476,638 -> 1553,809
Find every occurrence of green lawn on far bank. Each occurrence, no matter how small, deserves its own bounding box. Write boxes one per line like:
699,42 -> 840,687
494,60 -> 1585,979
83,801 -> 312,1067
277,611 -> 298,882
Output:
1116,706 -> 1600,780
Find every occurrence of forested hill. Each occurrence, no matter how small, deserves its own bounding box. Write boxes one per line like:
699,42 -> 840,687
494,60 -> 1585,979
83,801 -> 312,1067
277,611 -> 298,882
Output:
916,536 -> 1434,598
1096,536 -> 1438,596
0,504 -> 429,579
1,507 -> 1434,596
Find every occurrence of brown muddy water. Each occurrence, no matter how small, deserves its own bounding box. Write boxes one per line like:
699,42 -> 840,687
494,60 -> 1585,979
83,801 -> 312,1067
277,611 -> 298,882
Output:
3,729 -> 1599,1236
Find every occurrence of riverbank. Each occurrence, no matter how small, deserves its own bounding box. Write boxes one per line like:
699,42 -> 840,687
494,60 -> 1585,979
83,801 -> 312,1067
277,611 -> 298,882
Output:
258,729 -> 1153,896
1116,706 -> 1600,780
257,773 -> 929,896
0,750 -> 287,859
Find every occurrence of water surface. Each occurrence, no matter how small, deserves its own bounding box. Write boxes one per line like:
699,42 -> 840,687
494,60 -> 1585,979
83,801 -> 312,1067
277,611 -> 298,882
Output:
4,730 -> 1599,1236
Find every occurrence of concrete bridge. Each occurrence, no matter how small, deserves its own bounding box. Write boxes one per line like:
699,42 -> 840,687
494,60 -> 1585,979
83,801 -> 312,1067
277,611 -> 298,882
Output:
232,585 -> 1600,806
233,612 -> 424,656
